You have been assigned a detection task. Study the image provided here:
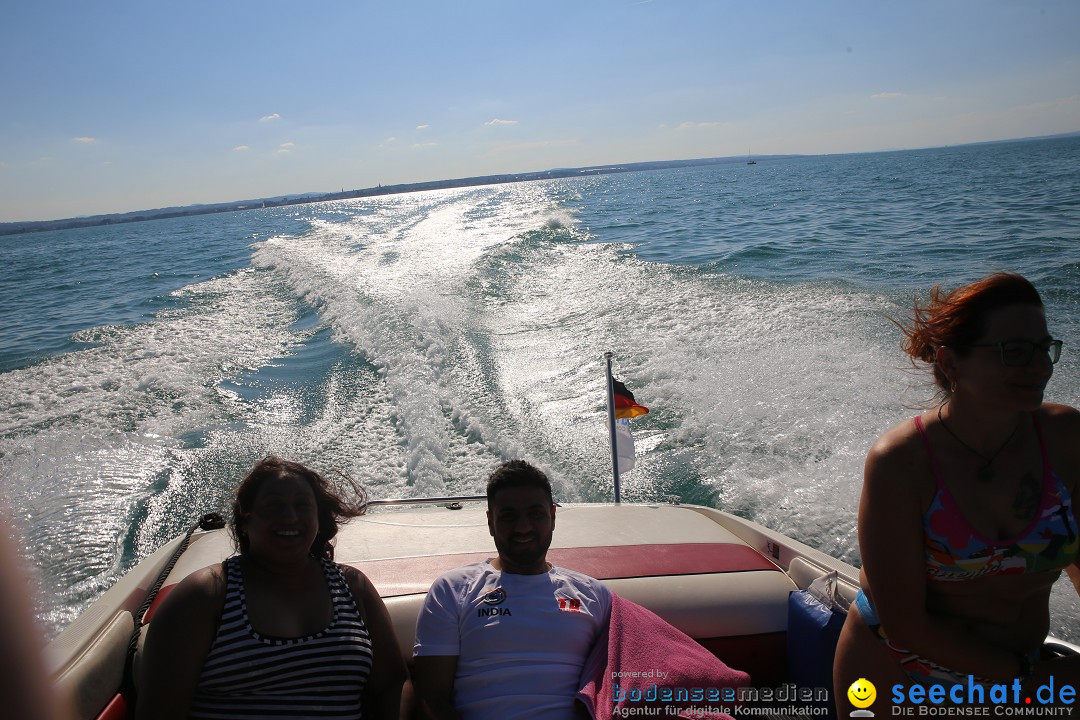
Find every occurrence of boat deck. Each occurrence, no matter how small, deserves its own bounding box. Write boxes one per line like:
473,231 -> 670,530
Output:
49,501 -> 859,720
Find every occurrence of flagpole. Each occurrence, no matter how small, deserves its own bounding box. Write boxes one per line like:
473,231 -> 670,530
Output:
604,351 -> 621,504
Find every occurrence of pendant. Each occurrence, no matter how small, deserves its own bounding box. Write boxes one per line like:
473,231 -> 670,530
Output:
977,464 -> 994,483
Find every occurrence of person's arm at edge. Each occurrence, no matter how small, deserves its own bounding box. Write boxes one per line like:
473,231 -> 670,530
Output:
859,423 -> 1025,682
0,516 -> 71,720
412,655 -> 461,720
135,565 -> 225,720
344,567 -> 407,720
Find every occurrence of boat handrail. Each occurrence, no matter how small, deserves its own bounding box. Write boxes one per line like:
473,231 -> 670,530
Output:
366,495 -> 487,507
364,496 -> 681,509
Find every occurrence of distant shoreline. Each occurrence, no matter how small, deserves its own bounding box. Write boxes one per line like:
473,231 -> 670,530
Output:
3,131 -> 1076,237
1,155 -> 791,237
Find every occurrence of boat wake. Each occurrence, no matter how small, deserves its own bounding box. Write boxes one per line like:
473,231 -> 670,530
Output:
5,181 -> 1080,642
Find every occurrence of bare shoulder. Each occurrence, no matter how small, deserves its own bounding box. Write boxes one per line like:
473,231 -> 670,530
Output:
1040,402 -> 1080,429
1039,403 -> 1080,487
177,562 -> 228,596
339,563 -> 370,593
858,419 -> 931,583
154,563 -> 227,623
865,417 -> 924,481
339,564 -> 378,608
1038,403 -> 1080,459
338,564 -> 397,640
859,415 -> 938,517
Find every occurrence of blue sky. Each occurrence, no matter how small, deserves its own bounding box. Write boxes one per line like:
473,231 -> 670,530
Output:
2,1 -> 1078,222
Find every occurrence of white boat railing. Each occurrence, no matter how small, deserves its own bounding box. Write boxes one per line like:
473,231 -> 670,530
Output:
366,495 -> 486,507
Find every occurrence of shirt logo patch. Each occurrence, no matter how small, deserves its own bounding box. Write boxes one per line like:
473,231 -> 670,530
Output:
558,597 -> 582,612
481,587 -> 507,605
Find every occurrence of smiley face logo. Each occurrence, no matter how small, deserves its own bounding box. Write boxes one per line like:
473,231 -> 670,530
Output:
847,678 -> 876,709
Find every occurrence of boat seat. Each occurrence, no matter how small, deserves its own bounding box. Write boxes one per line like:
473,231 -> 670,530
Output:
381,567 -> 796,686
49,608 -> 134,720
122,574 -> 795,717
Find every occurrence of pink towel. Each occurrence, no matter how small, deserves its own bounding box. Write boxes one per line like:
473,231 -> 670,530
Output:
576,594 -> 750,720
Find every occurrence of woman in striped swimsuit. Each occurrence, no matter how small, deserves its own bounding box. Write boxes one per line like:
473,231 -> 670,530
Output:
138,457 -> 406,719
833,273 -> 1080,709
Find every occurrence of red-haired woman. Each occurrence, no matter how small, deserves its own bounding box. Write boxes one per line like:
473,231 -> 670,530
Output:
834,273 -> 1080,705
138,457 -> 406,719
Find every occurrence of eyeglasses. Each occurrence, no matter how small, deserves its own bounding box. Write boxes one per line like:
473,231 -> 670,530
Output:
967,339 -> 1063,366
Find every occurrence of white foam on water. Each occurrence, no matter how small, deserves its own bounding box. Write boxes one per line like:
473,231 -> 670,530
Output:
7,179 -> 1079,642
472,237 -> 910,548
0,268 -> 304,631
247,184 -> 911,555
251,185 -> 581,499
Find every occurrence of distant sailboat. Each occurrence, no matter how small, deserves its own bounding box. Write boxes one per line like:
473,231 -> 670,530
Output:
747,149 -> 757,165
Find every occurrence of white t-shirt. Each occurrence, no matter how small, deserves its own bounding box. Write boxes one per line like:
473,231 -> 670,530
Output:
414,561 -> 612,720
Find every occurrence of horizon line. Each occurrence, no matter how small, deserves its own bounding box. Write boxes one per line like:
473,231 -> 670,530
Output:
4,130 -> 1078,231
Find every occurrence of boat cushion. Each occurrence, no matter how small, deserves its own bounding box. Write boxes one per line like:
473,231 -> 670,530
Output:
358,543 -> 779,597
51,609 -> 133,720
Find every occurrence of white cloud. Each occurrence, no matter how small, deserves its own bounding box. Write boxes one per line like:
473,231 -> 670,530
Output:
233,145 -> 250,152
72,136 -> 96,143
259,113 -> 281,122
871,92 -> 905,100
276,142 -> 294,154
411,142 -> 437,149
380,137 -> 397,148
485,118 -> 519,126
416,124 -> 430,130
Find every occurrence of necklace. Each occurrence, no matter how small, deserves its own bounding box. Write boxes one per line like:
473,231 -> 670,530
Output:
936,405 -> 1020,483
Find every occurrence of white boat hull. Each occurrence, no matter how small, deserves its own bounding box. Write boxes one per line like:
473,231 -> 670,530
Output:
43,499 -> 866,719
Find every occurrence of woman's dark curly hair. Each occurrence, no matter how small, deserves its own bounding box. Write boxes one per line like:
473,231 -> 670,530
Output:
230,456 -> 367,560
899,272 -> 1043,395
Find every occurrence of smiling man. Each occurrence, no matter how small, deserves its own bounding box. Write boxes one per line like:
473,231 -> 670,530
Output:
412,460 -> 612,720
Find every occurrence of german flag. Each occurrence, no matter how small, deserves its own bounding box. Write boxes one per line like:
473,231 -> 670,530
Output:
613,379 -> 649,419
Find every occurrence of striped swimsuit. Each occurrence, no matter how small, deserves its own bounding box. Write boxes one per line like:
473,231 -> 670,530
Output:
190,556 -> 374,719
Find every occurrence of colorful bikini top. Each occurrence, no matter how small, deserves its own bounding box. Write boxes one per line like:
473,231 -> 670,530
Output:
918,414 -> 1079,581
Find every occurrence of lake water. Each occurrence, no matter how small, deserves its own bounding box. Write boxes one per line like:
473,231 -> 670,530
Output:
2,136 -> 1079,641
